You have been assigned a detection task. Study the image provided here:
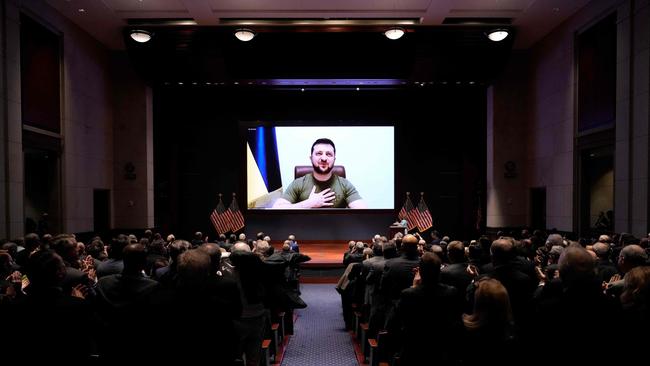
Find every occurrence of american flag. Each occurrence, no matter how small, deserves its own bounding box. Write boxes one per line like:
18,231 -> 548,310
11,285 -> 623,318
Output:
210,197 -> 231,235
398,194 -> 418,232
229,194 -> 245,233
414,196 -> 433,232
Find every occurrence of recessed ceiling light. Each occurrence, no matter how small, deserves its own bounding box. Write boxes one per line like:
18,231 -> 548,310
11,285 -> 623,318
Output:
130,30 -> 152,43
384,27 -> 405,40
486,29 -> 509,42
234,28 -> 255,42
78,8 -> 85,13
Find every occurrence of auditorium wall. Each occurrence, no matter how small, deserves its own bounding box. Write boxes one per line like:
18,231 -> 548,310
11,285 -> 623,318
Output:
488,0 -> 650,237
0,0 -> 152,238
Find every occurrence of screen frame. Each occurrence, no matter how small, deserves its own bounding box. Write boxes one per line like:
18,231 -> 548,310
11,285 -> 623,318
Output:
240,120 -> 397,214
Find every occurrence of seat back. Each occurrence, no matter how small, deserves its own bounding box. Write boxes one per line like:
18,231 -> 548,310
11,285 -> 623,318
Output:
294,165 -> 346,179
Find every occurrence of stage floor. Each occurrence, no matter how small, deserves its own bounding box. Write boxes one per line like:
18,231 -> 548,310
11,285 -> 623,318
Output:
276,242 -> 347,267
271,242 -> 348,283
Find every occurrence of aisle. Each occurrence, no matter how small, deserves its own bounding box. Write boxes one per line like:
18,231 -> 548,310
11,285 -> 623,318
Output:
281,284 -> 359,366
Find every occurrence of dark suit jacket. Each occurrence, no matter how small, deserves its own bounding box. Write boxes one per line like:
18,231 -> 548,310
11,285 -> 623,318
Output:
595,259 -> 618,284
396,283 -> 462,365
95,273 -> 160,360
534,279 -> 621,365
2,287 -> 99,363
440,262 -> 473,302
380,253 -> 420,301
468,264 -> 536,327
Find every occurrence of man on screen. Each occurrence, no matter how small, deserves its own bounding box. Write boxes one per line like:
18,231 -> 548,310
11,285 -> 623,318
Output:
272,138 -> 367,209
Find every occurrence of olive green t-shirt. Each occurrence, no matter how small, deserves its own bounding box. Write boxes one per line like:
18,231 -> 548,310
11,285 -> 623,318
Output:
281,173 -> 362,208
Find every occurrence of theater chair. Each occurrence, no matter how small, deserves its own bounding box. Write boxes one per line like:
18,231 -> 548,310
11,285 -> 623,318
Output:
368,331 -> 389,366
294,165 -> 346,179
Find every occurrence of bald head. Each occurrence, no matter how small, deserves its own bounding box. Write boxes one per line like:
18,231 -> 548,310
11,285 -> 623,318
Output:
403,234 -> 418,244
598,234 -> 612,243
232,242 -> 251,253
592,242 -> 610,258
402,234 -> 419,254
619,244 -> 648,273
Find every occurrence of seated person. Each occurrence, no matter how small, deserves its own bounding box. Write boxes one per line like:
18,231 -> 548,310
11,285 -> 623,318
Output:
272,138 -> 367,208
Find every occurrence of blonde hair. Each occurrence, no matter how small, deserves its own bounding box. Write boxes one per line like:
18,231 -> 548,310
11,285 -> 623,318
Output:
621,266 -> 650,306
463,278 -> 513,331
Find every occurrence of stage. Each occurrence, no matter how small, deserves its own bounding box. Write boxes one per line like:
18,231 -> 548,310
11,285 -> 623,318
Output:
272,241 -> 348,283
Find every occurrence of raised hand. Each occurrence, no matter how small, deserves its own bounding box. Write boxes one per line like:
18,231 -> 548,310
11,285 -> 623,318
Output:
466,264 -> 479,278
535,266 -> 546,283
411,267 -> 422,287
6,270 -> 22,284
71,284 -> 90,299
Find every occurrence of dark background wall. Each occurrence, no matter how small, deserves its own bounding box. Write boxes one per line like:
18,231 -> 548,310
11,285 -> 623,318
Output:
154,86 -> 486,240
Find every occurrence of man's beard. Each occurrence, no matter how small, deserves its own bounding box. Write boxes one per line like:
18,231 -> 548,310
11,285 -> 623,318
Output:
313,161 -> 333,175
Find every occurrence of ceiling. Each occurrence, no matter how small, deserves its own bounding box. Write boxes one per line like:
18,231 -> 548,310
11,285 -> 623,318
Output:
47,0 -> 592,50
42,0 -> 593,86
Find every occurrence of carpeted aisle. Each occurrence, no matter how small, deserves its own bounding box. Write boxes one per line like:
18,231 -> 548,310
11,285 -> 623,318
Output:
281,284 -> 359,366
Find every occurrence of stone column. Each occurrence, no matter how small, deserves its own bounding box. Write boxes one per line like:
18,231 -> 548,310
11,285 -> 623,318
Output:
615,0 -> 650,236
0,0 -> 24,238
112,53 -> 154,230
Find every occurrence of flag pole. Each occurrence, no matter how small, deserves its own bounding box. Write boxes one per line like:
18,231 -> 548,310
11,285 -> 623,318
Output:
405,192 -> 411,234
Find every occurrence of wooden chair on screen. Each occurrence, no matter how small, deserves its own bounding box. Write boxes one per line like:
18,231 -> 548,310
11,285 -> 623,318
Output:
294,165 -> 346,179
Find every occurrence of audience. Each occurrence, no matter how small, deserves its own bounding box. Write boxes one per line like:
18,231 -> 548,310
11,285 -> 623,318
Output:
1,225 -> 649,365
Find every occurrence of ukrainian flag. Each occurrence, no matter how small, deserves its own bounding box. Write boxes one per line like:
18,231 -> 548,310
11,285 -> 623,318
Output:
247,126 -> 282,208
